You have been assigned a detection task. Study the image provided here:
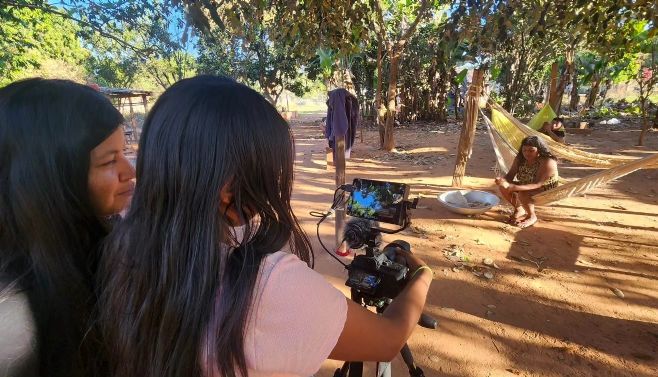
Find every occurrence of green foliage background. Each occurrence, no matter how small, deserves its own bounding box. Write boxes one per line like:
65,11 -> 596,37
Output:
1,0 -> 656,127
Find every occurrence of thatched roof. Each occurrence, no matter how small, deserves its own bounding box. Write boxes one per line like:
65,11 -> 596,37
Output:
100,87 -> 153,99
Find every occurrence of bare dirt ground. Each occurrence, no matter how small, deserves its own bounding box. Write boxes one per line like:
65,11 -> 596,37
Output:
288,113 -> 658,377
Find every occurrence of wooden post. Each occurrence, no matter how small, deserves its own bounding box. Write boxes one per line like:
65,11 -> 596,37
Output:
141,94 -> 149,113
334,135 -> 347,250
548,62 -> 559,109
127,96 -> 137,142
452,69 -> 484,187
326,147 -> 334,169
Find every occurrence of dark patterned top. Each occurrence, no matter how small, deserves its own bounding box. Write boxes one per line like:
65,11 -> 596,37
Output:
516,159 -> 559,191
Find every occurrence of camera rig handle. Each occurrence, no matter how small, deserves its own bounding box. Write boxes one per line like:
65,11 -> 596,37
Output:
419,313 -> 438,329
382,241 -> 439,331
405,197 -> 419,210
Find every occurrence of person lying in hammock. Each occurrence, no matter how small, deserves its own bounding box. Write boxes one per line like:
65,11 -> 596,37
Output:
495,136 -> 559,228
540,117 -> 566,143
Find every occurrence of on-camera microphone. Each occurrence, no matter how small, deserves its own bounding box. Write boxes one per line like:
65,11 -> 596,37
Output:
342,217 -> 379,249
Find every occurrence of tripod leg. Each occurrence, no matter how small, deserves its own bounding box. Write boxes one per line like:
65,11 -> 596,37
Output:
347,362 -> 363,377
400,344 -> 425,377
376,361 -> 392,377
334,361 -> 362,377
334,362 -> 350,377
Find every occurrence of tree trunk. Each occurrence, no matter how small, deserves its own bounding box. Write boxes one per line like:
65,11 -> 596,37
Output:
552,50 -> 574,115
375,40 -> 385,148
548,62 -> 559,112
586,78 -> 601,109
501,31 -> 531,113
352,75 -> 362,107
261,84 -> 276,105
500,62 -> 512,109
383,50 -> 400,151
505,50 -> 528,113
435,63 -> 449,123
452,71 -> 460,120
569,65 -> 579,111
638,98 -> 649,146
452,69 -> 484,187
599,79 -> 611,103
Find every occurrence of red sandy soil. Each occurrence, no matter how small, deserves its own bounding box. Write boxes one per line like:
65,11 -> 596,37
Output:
288,114 -> 658,377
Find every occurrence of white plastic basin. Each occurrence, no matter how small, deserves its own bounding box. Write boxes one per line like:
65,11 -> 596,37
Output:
438,190 -> 500,215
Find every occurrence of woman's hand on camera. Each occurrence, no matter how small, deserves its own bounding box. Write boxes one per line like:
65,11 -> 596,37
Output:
329,247 -> 432,362
394,248 -> 427,273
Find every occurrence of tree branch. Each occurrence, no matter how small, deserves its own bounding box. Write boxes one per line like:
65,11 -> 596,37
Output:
398,0 -> 431,47
1,0 -> 152,60
372,0 -> 388,44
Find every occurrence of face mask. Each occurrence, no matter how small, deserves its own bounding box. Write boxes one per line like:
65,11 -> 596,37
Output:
229,224 -> 247,246
226,216 -> 260,246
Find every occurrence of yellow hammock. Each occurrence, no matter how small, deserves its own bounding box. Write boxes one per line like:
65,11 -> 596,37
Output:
527,104 -> 557,131
489,101 -> 658,169
481,108 -> 658,205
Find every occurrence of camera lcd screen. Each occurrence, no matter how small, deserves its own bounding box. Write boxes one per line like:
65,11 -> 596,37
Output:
346,179 -> 409,225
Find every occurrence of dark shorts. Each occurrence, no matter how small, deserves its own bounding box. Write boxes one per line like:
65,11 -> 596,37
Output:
540,129 -> 565,138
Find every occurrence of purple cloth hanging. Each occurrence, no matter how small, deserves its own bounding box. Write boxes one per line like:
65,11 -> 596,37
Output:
325,88 -> 359,156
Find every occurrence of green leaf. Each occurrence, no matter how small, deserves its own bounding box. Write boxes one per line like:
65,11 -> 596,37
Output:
455,69 -> 468,84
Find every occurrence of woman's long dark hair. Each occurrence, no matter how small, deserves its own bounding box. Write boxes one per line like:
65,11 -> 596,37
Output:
0,78 -> 123,377
99,75 -> 313,377
516,135 -> 557,163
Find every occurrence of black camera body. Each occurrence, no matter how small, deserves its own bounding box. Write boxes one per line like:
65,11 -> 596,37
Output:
337,178 -> 418,307
346,250 -> 409,305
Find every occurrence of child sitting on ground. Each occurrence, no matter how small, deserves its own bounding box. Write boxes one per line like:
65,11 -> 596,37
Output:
540,117 -> 566,143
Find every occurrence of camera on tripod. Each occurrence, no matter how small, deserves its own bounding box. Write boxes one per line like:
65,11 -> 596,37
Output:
312,178 -> 436,377
341,178 -> 418,307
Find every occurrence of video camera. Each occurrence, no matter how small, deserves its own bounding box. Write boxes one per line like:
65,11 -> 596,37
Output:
341,178 -> 418,307
314,178 -> 436,377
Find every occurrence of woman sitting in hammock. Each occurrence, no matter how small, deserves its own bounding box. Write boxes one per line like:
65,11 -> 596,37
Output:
495,136 -> 559,228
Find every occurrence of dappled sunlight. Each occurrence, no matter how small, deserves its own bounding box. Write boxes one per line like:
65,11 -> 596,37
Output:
394,146 -> 450,154
426,278 -> 658,377
425,312 -> 658,377
293,122 -> 658,377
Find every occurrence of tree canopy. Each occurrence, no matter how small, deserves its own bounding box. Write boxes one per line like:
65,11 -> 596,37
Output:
0,5 -> 88,85
1,0 -> 656,147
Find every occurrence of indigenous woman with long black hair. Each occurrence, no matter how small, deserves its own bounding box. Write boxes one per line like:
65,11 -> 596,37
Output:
495,135 -> 559,228
98,76 -> 433,377
0,79 -> 136,377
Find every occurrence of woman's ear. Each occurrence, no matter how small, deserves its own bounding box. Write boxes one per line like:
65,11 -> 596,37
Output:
219,182 -> 243,226
219,182 -> 233,207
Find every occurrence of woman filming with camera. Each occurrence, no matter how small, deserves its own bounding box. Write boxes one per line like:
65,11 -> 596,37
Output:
98,76 -> 432,377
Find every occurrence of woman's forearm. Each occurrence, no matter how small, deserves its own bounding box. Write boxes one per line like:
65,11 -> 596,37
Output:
380,269 -> 433,354
512,182 -> 543,191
